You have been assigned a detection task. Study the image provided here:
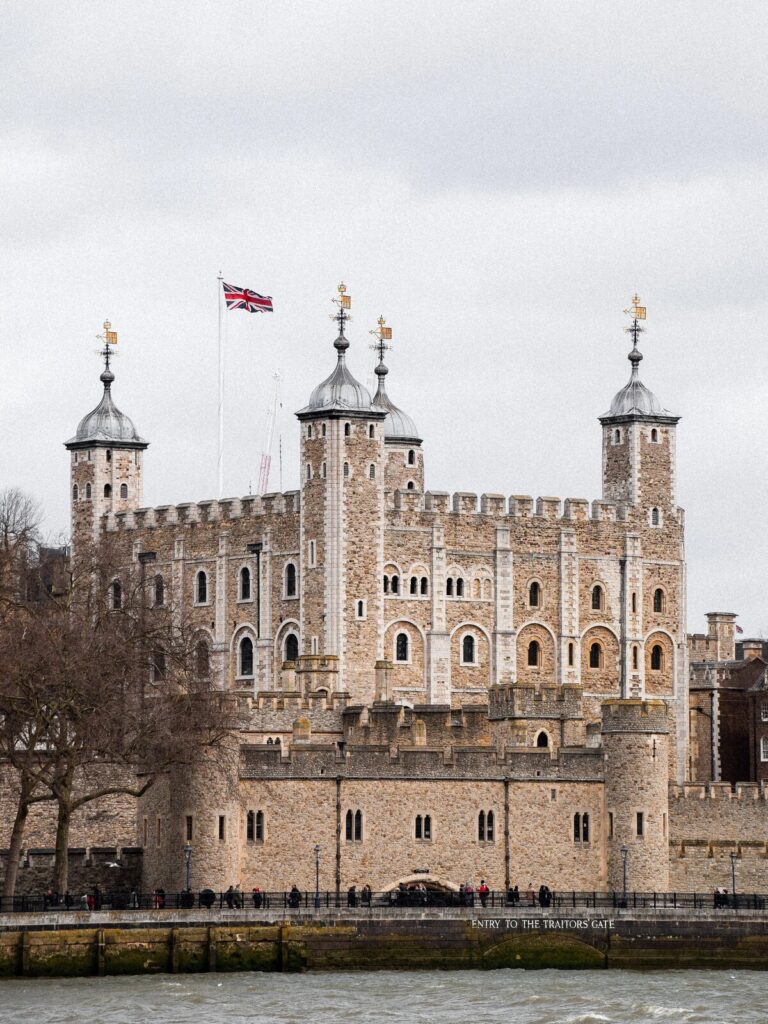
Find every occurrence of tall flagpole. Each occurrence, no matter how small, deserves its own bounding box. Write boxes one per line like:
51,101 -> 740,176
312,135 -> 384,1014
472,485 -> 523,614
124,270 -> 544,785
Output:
217,271 -> 224,498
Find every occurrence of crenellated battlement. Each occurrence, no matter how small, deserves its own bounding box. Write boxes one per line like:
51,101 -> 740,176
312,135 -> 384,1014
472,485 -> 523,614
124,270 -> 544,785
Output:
488,683 -> 583,721
670,782 -> 768,802
103,490 -> 301,532
392,490 -> 637,523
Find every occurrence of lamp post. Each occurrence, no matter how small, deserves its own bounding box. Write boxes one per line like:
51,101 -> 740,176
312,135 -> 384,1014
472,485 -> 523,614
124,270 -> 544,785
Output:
183,844 -> 192,892
620,846 -> 629,906
730,851 -> 737,901
314,844 -> 321,909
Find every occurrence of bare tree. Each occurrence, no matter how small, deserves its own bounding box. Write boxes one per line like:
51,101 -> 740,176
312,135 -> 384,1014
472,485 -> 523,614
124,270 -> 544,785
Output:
0,524 -> 235,897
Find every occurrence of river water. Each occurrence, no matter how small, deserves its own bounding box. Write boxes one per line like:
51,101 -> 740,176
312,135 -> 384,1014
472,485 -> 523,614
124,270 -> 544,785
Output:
1,970 -> 767,1024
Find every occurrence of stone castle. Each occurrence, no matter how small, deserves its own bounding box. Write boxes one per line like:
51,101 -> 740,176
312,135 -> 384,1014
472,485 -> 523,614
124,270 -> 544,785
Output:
4,289 -> 767,899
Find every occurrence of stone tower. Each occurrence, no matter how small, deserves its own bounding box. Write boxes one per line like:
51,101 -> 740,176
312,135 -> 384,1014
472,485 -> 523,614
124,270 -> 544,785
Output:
599,298 -> 680,515
64,326 -> 148,561
602,699 -> 670,892
295,286 -> 387,702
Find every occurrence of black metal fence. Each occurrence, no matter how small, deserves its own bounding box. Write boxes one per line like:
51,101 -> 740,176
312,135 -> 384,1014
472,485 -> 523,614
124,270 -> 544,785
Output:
0,888 -> 765,915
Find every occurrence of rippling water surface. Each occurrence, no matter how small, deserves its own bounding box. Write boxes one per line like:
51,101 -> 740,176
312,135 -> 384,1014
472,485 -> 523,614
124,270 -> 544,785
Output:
2,970 -> 767,1024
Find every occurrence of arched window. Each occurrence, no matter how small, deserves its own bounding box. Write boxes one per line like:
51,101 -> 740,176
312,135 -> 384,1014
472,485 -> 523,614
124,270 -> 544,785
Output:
368,424 -> 374,438
651,428 -> 658,442
406,480 -> 415,490
416,814 -> 432,840
239,636 -> 254,677
527,639 -> 540,667
85,483 -> 92,499
321,423 -> 326,437
423,814 -> 432,839
408,449 -> 415,465
120,483 -> 128,499
104,484 -> 112,498
582,812 -> 590,842
344,423 -> 351,437
456,578 -> 464,597
651,644 -> 663,671
651,507 -> 661,526
472,579 -> 480,598
196,571 -> 207,604
529,581 -> 540,608
356,600 -> 365,619
568,642 -> 574,667
345,809 -> 353,841
72,484 -> 79,500
195,640 -> 209,679
255,810 -> 264,841
573,813 -> 581,842
391,575 -> 399,594
614,428 -> 621,443
415,814 -> 423,839
536,731 -> 549,747
321,462 -> 327,479
486,810 -> 494,842
369,464 -> 375,479
653,588 -> 665,613
240,566 -> 251,601
106,449 -> 112,462
111,579 -> 122,610
632,645 -> 639,670
307,425 -> 313,439
154,575 -> 164,606
591,584 -> 603,611
462,635 -> 476,665
247,810 -> 255,841
285,563 -> 297,597
306,463 -> 312,481
344,462 -> 350,479
420,576 -> 428,595
410,576 -> 418,595
446,578 -> 454,596
354,809 -> 362,841
285,633 -> 299,662
589,642 -> 602,669
478,810 -> 486,841
383,575 -> 390,594
395,632 -> 409,662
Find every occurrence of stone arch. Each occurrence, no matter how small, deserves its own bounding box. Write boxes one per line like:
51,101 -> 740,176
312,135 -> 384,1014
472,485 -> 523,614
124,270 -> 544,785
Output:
383,561 -> 402,596
384,618 -> 426,693
274,619 -> 301,677
382,874 -> 459,893
516,621 -> 557,682
230,623 -> 258,688
580,625 -> 620,693
644,628 -> 675,695
450,622 -> 491,692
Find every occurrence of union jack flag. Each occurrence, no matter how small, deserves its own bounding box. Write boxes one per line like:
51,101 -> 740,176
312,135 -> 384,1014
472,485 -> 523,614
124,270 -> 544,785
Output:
222,282 -> 273,314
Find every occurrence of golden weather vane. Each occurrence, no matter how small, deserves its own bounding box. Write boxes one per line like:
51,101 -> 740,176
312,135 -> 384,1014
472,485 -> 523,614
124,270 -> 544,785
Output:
623,294 -> 646,350
369,315 -> 393,363
95,319 -> 119,370
330,282 -> 352,333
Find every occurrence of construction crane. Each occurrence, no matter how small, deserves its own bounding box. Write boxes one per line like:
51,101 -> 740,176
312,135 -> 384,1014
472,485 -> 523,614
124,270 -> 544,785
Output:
257,371 -> 281,495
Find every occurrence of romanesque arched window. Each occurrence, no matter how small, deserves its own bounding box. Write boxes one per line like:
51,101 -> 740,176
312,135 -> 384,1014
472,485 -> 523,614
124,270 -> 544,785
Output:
120,483 -> 128,499
391,575 -> 399,594
85,483 -> 92,499
651,428 -> 658,442
344,423 -> 351,437
446,578 -> 454,597
345,809 -> 353,841
256,810 -> 264,841
369,424 -> 374,438
462,635 -> 476,665
383,575 -> 390,594
154,575 -> 164,606
651,507 -> 661,526
285,633 -> 299,662
239,636 -> 254,677
591,584 -> 603,611
369,464 -> 375,479
415,814 -> 432,840
589,642 -> 602,669
247,810 -> 255,841
478,810 -> 486,841
653,588 -> 665,613
395,632 -> 409,662
195,640 -> 210,680
343,462 -> 350,478
574,812 -> 590,843
285,562 -> 297,597
651,644 -> 663,671
72,484 -> 79,500
529,581 -> 540,608
408,449 -> 415,465
406,480 -> 415,490
240,566 -> 251,601
527,639 -> 540,667
410,576 -> 418,595
420,576 -> 428,595
195,571 -> 207,604
104,484 -> 112,498
456,578 -> 464,598
486,810 -> 494,841
354,810 -> 362,841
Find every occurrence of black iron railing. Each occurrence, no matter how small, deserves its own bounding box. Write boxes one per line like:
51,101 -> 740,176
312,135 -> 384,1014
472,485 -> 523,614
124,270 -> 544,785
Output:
0,888 -> 765,915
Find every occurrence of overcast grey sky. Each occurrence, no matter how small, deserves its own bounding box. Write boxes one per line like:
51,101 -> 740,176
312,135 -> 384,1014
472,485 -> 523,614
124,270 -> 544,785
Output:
2,0 -> 767,634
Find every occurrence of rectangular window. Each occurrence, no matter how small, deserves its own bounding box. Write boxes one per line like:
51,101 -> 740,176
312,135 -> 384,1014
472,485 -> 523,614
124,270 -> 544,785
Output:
218,815 -> 225,841
762,704 -> 768,723
761,737 -> 768,762
311,636 -> 319,655
636,811 -> 644,837
608,812 -> 614,839
186,815 -> 193,842
247,812 -> 254,842
308,540 -> 316,567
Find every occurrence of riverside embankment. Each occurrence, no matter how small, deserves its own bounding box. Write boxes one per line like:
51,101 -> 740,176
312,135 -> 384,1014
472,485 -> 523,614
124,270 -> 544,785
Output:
3,905 -> 768,976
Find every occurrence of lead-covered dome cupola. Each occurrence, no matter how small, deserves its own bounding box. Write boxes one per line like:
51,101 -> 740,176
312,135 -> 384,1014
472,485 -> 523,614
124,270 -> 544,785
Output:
369,316 -> 421,444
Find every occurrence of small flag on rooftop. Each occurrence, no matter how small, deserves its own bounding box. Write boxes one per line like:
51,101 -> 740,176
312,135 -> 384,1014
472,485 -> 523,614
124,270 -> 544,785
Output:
222,282 -> 274,314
